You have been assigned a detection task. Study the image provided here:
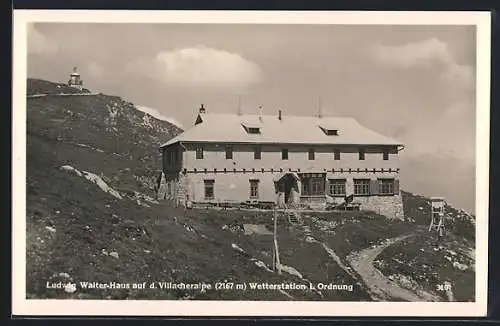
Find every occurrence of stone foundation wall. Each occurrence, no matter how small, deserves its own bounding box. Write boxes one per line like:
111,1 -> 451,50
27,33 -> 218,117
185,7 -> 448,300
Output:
157,171 -> 189,207
354,193 -> 404,220
173,173 -> 188,207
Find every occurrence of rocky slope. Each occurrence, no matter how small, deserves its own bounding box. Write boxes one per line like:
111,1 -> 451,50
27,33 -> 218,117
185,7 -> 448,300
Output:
25,78 -> 476,302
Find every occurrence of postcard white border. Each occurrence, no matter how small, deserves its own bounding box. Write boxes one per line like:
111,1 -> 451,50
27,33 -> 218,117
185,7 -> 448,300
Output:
12,10 -> 491,317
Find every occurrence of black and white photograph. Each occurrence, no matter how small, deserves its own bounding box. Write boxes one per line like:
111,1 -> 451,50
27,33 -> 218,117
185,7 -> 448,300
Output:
12,10 -> 490,317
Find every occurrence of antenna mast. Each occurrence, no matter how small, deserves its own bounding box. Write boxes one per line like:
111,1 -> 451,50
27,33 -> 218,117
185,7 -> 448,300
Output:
318,95 -> 323,118
237,95 -> 242,116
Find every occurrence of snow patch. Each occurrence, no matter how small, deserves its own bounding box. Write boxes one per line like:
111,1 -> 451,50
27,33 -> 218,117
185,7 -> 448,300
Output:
231,243 -> 246,253
82,171 -> 123,199
60,165 -> 122,199
277,264 -> 303,279
134,105 -> 183,129
61,165 -> 82,177
251,259 -> 273,273
76,143 -> 105,153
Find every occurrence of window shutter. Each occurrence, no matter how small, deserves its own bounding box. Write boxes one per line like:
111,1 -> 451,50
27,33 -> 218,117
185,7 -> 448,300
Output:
394,179 -> 400,194
370,179 -> 379,195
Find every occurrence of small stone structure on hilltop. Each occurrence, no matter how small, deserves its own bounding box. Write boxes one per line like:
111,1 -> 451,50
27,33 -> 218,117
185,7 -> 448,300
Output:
68,67 -> 84,90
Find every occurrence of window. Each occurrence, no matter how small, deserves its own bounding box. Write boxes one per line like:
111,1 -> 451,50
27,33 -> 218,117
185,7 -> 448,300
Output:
225,147 -> 233,160
328,179 -> 346,196
311,178 -> 323,195
358,149 -> 365,161
254,147 -> 262,160
308,148 -> 315,160
195,146 -> 204,159
248,127 -> 260,134
301,174 -> 325,196
282,148 -> 288,160
249,179 -> 259,199
379,178 -> 395,195
325,129 -> 338,136
204,180 -> 215,199
334,149 -> 340,160
383,150 -> 389,161
354,179 -> 370,195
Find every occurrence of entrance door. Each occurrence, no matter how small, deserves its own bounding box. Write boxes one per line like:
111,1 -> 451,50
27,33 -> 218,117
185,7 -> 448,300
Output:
278,173 -> 298,204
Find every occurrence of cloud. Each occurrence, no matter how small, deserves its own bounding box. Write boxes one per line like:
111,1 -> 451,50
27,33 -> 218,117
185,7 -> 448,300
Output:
27,24 -> 58,55
126,46 -> 263,90
372,38 -> 474,90
400,152 -> 475,213
86,62 -> 105,79
399,100 -> 475,159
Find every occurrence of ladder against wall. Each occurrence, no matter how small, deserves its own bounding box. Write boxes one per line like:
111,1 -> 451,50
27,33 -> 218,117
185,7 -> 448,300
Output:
429,197 -> 446,234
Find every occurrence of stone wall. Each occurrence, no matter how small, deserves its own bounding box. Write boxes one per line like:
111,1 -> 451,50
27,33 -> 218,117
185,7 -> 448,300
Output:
158,171 -> 189,207
354,193 -> 404,220
173,173 -> 188,207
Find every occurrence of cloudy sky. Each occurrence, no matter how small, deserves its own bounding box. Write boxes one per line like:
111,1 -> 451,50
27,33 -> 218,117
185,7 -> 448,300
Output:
27,22 -> 477,213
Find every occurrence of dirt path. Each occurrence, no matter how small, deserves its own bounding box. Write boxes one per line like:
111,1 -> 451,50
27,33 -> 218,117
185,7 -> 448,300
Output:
347,234 -> 441,302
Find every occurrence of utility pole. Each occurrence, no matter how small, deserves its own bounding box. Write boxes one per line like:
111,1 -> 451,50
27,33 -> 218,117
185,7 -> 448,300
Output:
273,207 -> 281,275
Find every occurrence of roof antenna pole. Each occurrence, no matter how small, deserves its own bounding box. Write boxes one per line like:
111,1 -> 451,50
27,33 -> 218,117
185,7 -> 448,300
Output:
258,105 -> 263,122
237,95 -> 243,116
318,94 -> 323,118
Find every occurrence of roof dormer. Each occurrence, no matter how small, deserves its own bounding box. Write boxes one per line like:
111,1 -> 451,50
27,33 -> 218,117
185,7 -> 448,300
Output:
318,122 -> 339,136
241,122 -> 261,134
320,127 -> 338,136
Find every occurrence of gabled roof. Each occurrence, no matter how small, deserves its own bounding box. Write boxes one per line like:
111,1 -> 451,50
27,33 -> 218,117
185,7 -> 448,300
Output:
160,113 -> 403,148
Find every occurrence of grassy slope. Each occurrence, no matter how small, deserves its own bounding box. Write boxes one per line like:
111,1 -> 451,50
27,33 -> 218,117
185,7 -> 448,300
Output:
25,79 -> 366,301
25,79 -> 476,301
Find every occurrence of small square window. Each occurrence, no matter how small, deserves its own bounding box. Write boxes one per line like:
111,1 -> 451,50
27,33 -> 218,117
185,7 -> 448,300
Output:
249,179 -> 259,199
195,147 -> 204,159
254,147 -> 262,160
226,147 -> 233,160
308,148 -> 315,160
359,149 -> 365,161
334,149 -> 340,160
282,149 -> 288,160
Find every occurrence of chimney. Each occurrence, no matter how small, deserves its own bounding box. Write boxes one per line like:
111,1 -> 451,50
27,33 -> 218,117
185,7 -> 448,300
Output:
258,105 -> 263,122
199,104 -> 206,114
278,109 -> 282,121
